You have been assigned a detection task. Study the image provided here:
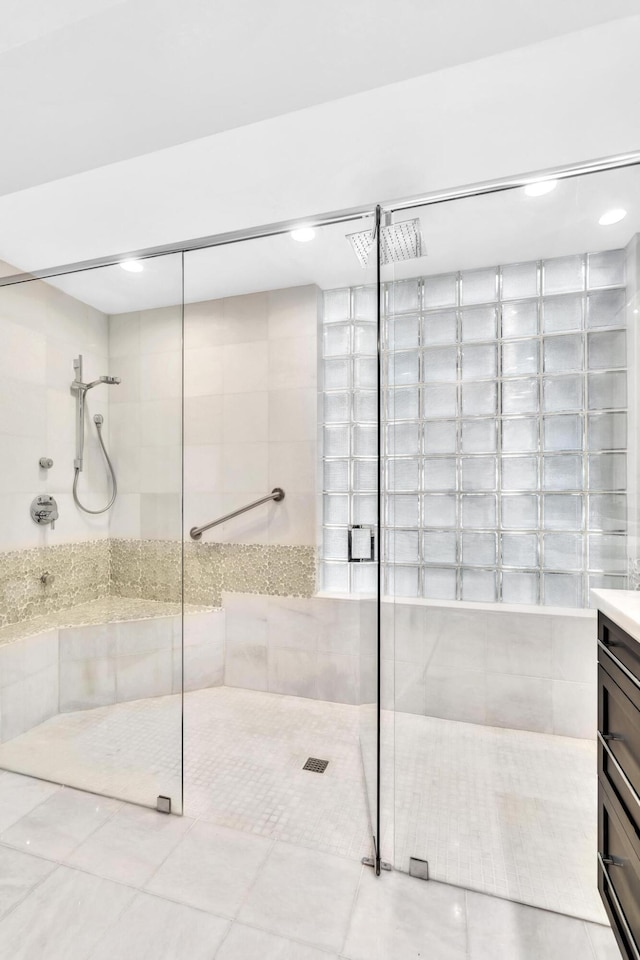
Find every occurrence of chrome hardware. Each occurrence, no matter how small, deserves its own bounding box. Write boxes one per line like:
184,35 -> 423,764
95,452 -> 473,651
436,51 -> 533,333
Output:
348,525 -> 375,562
361,856 -> 392,871
409,857 -> 430,880
597,731 -> 640,811
599,852 -> 640,960
190,488 -> 285,540
39,457 -> 53,469
598,640 -> 640,692
40,571 -> 55,586
30,495 -> 59,530
71,355 -> 120,514
156,796 -> 172,814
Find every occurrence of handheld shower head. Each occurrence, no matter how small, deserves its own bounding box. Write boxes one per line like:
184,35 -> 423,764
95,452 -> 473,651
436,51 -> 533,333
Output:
83,375 -> 122,391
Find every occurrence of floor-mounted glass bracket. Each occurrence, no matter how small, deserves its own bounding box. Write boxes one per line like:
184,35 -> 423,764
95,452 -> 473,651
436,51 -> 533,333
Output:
409,857 -> 430,881
156,795 -> 172,814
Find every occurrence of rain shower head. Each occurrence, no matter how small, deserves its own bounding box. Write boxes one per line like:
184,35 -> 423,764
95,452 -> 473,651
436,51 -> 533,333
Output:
347,218 -> 424,268
100,376 -> 121,385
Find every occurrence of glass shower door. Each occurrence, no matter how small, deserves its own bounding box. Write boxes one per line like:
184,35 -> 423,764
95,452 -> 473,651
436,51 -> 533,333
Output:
382,162 -> 640,919
181,215 -> 382,861
0,253 -> 185,812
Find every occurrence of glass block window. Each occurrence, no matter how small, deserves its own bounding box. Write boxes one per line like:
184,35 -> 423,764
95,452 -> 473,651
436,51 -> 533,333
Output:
321,250 -> 628,607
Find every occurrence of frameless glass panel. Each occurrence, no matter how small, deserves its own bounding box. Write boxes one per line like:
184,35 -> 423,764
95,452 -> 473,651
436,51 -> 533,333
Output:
382,162 -> 640,919
183,212 -> 382,863
0,253 -> 184,811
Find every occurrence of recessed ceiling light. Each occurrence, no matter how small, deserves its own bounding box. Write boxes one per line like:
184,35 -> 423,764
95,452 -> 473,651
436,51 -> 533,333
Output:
523,179 -> 558,197
598,209 -> 627,226
120,259 -> 144,272
290,228 -> 315,242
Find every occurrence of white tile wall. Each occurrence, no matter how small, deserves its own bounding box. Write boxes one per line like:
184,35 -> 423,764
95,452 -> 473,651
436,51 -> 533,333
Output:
387,600 -> 598,737
224,593 -> 360,704
181,284 -> 320,547
107,305 -> 182,537
0,263 -> 110,549
0,610 -> 224,739
223,591 -> 598,735
0,274 -> 321,552
107,284 -> 319,543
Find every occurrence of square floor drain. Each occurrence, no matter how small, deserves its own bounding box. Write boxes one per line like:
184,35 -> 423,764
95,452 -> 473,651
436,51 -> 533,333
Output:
303,757 -> 329,773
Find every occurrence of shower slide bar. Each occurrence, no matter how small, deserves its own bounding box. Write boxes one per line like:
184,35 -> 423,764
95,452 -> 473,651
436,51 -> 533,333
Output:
189,488 -> 285,540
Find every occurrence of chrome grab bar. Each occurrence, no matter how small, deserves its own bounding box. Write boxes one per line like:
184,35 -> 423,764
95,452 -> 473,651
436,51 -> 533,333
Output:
189,488 -> 285,540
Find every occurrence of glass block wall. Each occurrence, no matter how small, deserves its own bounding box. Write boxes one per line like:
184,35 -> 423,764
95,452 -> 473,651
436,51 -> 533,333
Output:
321,249 -> 629,607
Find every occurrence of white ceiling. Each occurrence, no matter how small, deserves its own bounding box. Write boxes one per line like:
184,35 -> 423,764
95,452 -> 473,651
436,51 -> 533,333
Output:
0,0 -> 638,196
42,164 -> 640,314
0,8 -> 638,294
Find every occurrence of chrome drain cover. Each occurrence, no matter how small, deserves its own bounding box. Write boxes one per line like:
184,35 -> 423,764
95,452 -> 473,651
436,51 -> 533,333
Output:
303,757 -> 329,773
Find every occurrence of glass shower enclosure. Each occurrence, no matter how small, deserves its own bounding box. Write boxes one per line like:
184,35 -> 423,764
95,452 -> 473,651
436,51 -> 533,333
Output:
0,210 -> 385,863
0,152 -> 639,921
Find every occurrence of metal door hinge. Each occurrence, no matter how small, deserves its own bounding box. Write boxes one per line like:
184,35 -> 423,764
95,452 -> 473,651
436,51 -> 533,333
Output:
361,856 -> 392,871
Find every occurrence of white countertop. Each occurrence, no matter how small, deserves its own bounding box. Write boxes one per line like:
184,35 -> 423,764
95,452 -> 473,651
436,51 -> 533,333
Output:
591,588 -> 640,645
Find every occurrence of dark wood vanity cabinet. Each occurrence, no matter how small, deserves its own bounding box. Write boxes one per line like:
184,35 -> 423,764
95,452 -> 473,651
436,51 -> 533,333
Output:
598,611 -> 640,959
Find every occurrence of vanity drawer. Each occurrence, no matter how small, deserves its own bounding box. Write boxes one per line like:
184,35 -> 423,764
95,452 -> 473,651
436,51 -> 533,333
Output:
599,778 -> 640,960
599,664 -> 640,830
600,613 -> 640,711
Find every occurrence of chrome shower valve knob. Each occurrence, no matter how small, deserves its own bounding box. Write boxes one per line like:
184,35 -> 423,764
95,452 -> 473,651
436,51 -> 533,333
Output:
30,494 -> 59,530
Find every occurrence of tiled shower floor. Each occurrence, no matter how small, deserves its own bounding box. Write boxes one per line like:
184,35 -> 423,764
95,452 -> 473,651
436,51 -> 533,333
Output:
388,713 -> 604,923
0,687 -> 604,922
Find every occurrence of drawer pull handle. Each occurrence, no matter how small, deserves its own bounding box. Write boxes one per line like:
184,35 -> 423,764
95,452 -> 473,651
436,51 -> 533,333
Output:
598,731 -> 640,812
598,640 -> 640,693
598,852 -> 640,960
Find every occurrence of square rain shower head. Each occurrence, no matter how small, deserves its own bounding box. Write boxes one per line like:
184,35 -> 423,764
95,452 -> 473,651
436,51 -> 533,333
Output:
347,218 -> 424,268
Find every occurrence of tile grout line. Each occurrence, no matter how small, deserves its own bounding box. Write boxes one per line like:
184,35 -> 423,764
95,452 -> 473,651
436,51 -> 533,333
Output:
218,834 -> 277,921
338,861 -> 367,959
0,857 -> 60,926
583,918 -> 607,960
463,888 -> 472,959
0,784 -> 125,868
0,773 -> 64,832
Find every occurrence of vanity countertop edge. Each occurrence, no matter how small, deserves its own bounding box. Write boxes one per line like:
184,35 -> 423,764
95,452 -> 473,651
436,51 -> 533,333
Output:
591,588 -> 640,645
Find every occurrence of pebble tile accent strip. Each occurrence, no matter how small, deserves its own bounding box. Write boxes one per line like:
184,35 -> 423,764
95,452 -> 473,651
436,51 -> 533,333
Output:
0,541 -> 109,628
0,538 -> 316,631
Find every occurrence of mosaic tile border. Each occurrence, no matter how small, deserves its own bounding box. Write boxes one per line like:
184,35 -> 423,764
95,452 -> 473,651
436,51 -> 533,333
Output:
112,539 -> 315,606
0,540 -> 109,628
0,538 -> 316,629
